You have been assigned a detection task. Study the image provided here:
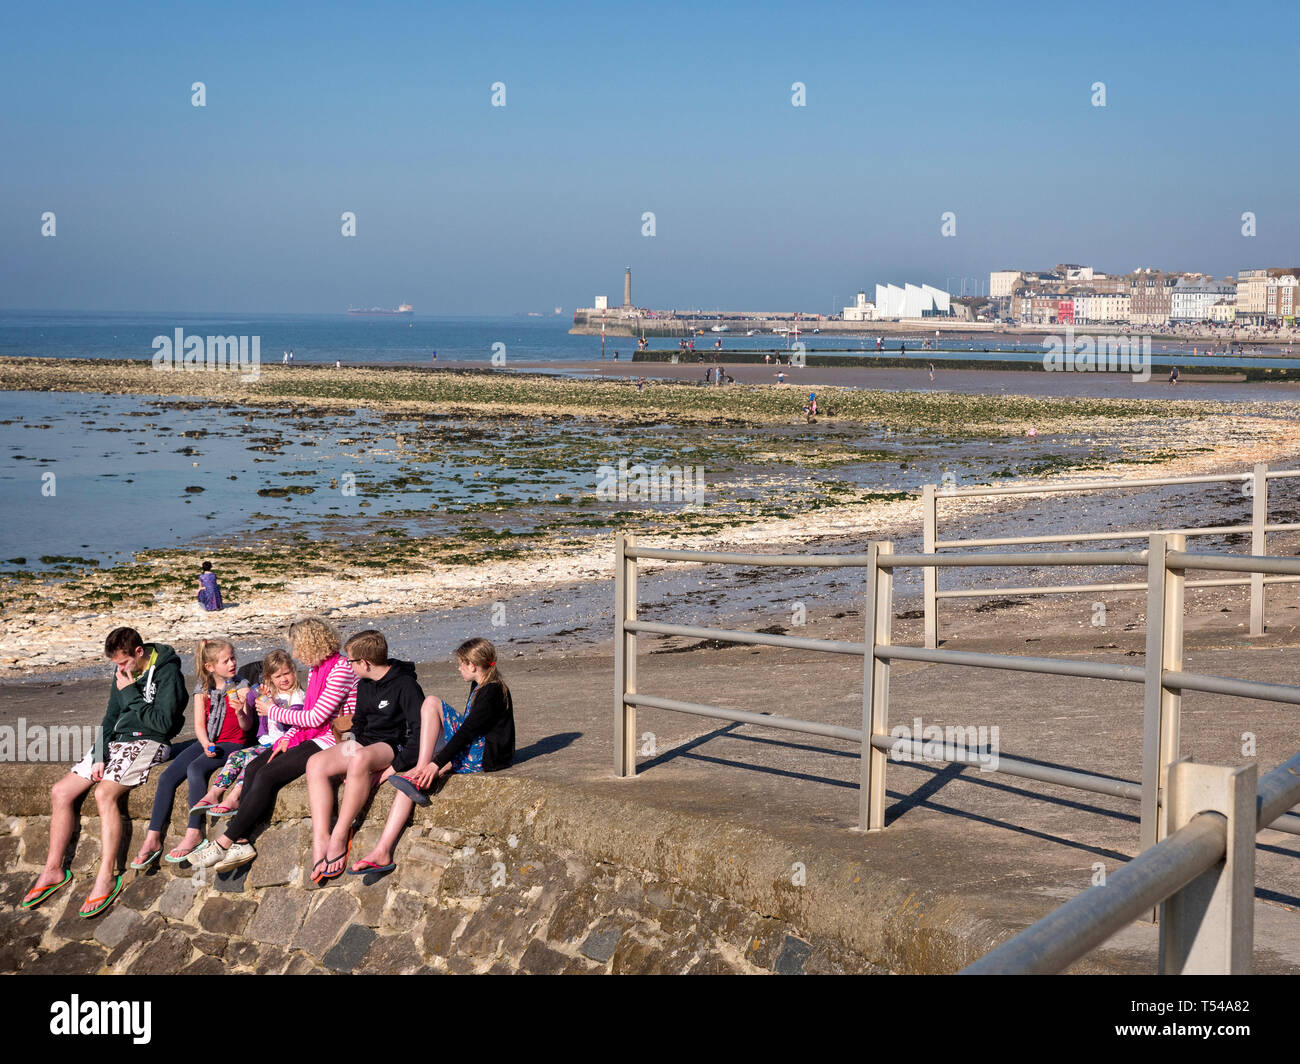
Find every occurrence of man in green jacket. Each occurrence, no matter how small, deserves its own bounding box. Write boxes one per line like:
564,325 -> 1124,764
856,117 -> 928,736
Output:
20,627 -> 188,918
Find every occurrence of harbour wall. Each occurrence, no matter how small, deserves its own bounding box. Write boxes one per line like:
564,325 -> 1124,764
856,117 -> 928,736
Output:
1,764 -> 1010,975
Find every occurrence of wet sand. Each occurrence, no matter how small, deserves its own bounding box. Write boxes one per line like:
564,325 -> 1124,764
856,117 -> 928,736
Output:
3,356 -> 1300,678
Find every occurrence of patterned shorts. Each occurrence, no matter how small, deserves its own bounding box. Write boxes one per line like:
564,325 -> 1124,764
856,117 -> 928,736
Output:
72,739 -> 169,787
440,700 -> 484,774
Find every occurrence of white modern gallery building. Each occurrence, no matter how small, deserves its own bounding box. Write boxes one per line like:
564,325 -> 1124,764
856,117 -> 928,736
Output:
842,283 -> 952,321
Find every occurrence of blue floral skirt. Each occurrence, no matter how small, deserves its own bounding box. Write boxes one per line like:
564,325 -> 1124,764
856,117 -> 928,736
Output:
440,699 -> 484,773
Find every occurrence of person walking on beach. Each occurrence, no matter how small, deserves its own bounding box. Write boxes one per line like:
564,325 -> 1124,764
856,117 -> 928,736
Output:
1169,365 -> 1180,386
197,561 -> 223,611
282,351 -> 289,365
929,363 -> 935,382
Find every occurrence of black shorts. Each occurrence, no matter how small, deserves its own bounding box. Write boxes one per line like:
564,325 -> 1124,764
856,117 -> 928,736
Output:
390,744 -> 418,774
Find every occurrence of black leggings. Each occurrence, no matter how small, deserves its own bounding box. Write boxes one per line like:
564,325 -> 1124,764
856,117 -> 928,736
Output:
224,742 -> 318,842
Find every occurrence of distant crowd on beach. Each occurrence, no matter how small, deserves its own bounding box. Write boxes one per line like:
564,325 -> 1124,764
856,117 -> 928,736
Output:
20,620 -> 515,919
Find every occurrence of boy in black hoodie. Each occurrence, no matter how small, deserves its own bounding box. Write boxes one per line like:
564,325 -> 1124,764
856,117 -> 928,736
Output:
305,629 -> 424,882
20,627 -> 188,918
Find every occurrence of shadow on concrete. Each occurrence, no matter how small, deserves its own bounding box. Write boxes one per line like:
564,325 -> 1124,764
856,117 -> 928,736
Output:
1256,886 -> 1300,907
886,785 -> 1135,863
512,731 -> 583,766
637,721 -> 745,773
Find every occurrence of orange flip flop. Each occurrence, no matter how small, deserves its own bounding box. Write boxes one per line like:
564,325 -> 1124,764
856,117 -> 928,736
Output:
78,875 -> 124,918
21,869 -> 71,909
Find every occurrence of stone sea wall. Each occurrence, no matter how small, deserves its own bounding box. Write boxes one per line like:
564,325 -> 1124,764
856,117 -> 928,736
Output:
0,766 -> 903,975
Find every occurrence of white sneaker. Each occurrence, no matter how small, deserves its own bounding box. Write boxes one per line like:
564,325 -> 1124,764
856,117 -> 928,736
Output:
215,841 -> 257,870
187,840 -> 226,870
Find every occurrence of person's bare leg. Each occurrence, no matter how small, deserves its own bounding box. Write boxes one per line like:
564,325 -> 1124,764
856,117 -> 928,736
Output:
133,827 -> 165,866
325,745 -> 392,868
83,780 -> 129,912
306,745 -> 349,867
354,789 -> 413,870
196,779 -> 227,807
31,772 -> 92,892
223,781 -> 243,810
353,701 -> 443,870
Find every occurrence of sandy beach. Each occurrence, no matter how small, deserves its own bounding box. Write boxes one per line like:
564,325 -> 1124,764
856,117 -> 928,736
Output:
2,357 -> 1300,677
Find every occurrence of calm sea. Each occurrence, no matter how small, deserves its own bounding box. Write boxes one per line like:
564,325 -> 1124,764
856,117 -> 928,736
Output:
0,311 -> 603,365
1,310 -> 1290,368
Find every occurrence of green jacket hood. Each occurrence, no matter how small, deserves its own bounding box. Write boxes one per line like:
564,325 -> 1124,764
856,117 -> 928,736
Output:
95,642 -> 189,761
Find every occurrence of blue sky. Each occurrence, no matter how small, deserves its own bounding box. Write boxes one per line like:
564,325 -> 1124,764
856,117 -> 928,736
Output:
2,0 -> 1296,314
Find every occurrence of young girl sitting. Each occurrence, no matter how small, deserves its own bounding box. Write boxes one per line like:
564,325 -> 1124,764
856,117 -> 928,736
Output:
197,561 -> 223,611
130,639 -> 254,868
350,636 -> 515,877
192,649 -> 301,818
188,617 -> 357,873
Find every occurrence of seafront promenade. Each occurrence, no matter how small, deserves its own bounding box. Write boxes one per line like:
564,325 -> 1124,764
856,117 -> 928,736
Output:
2,584 -> 1297,975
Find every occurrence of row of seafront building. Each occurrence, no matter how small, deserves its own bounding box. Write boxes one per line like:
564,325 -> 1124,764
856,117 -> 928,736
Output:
570,264 -> 1300,337
986,263 -> 1298,328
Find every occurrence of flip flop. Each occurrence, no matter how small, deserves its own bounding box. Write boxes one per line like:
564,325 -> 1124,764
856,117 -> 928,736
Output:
21,869 -> 71,909
347,860 -> 396,876
129,849 -> 162,870
78,875 -> 124,918
164,843 -> 201,864
317,853 -> 348,883
190,800 -> 217,813
317,829 -> 354,884
388,774 -> 431,806
206,805 -> 237,818
309,856 -> 329,884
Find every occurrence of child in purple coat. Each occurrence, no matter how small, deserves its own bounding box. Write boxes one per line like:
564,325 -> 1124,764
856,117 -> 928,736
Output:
197,561 -> 223,611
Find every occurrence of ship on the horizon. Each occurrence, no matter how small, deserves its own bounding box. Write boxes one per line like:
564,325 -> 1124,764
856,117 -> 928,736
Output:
347,302 -> 414,316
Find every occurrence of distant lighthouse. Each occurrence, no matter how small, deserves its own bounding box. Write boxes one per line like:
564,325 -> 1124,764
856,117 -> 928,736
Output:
623,267 -> 632,308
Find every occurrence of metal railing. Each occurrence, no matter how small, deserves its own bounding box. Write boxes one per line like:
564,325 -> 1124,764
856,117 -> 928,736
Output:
962,750 -> 1300,974
613,532 -> 1300,971
921,462 -> 1300,648
615,532 -> 1300,839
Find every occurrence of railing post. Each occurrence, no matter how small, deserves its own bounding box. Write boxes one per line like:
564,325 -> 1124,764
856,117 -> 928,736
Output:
923,484 -> 938,649
1250,462 -> 1267,636
613,533 -> 638,777
1158,759 -> 1256,974
1141,534 -> 1185,868
862,540 -> 893,831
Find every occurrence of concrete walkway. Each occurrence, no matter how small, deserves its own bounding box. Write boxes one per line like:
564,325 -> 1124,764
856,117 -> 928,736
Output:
4,586 -> 1298,972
